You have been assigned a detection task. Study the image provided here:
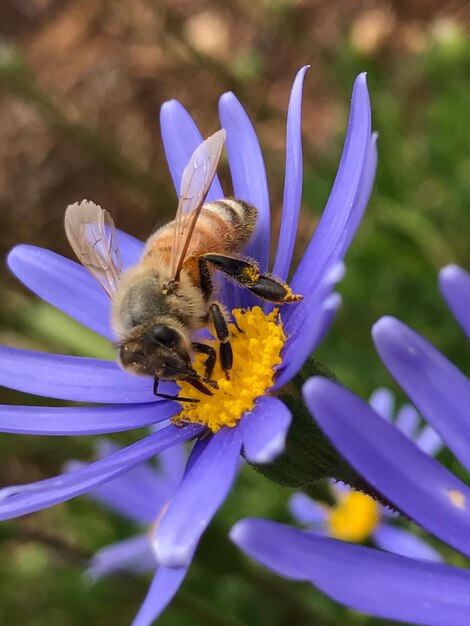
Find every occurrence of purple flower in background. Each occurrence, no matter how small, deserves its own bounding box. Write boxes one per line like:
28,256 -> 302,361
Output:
232,265 -> 470,626
0,67 -> 376,573
68,441 -> 189,626
290,388 -> 443,562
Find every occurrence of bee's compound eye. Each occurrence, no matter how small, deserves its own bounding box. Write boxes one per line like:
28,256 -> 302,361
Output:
147,325 -> 181,348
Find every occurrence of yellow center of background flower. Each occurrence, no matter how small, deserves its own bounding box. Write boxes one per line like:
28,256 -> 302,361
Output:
327,491 -> 380,542
174,306 -> 285,433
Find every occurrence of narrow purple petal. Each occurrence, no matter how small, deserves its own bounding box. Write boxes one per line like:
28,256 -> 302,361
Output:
87,536 -> 155,581
131,564 -> 190,626
0,423 -> 202,520
415,425 -> 444,458
0,346 -> 176,403
275,291 -> 341,388
94,440 -> 179,504
373,316 -> 470,472
281,260 -> 344,337
304,377 -> 470,559
372,524 -> 443,563
0,402 -> 176,435
219,92 -> 270,271
154,426 -> 242,567
368,388 -> 394,421
339,132 -> 378,255
291,74 -> 371,295
160,99 -> 224,201
67,454 -> 172,525
439,265 -> 470,339
272,66 -> 309,280
158,445 -> 187,490
7,245 -> 112,339
289,493 -> 327,526
242,396 -> 291,464
394,404 -> 419,438
231,519 -> 470,626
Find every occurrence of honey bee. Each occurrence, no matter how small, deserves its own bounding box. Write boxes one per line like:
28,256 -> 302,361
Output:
65,130 -> 302,401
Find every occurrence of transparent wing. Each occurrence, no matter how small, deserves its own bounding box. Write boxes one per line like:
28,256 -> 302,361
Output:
170,129 -> 226,280
64,200 -> 123,298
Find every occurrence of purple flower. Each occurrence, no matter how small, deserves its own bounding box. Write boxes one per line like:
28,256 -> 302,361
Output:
232,265 -> 470,626
290,388 -> 443,562
0,67 -> 376,575
67,440 -> 190,626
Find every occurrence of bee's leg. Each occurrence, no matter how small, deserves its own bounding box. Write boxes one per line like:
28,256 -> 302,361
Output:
209,302 -> 233,379
246,274 -> 303,304
152,375 -> 200,403
192,342 -> 217,381
201,253 -> 302,304
198,257 -> 214,300
184,376 -> 214,396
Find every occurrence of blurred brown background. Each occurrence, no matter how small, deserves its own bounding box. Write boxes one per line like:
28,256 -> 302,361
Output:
1,0 -> 468,273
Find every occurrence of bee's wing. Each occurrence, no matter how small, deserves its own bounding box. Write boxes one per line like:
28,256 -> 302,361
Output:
170,129 -> 226,280
64,200 -> 123,298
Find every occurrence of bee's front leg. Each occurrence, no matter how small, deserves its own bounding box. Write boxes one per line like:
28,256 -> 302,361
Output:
153,375 -> 200,403
192,342 -> 217,382
209,302 -> 233,379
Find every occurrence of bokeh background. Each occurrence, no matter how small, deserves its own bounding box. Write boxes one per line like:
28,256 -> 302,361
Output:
0,1 -> 469,624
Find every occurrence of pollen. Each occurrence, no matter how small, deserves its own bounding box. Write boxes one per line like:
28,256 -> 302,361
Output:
174,306 -> 285,433
327,491 -> 380,543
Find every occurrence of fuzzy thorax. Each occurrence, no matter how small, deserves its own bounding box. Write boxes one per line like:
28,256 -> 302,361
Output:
174,307 -> 286,433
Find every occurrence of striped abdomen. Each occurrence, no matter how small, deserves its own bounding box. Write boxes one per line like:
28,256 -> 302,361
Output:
144,198 -> 257,269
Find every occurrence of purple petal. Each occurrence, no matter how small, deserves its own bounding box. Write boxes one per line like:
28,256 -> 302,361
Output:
281,259 -> 344,338
339,132 -> 378,254
439,265 -> 470,339
415,425 -> 444,458
0,402 -> 176,435
272,66 -> 309,281
87,536 -> 155,581
275,290 -> 341,388
304,377 -> 470,559
131,564 -> 190,626
160,99 -> 224,201
67,456 -> 173,525
0,346 -> 176,403
291,74 -> 372,295
154,426 -> 242,567
373,316 -> 470,472
395,404 -> 419,438
158,444 -> 187,490
289,493 -> 327,526
242,396 -> 291,464
219,92 -> 270,271
372,524 -> 443,563
94,440 -> 179,503
7,246 -> 112,339
0,423 -> 202,520
368,388 -> 395,421
231,518 -> 470,626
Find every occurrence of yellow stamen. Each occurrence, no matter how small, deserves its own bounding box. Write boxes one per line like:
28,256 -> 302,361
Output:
174,306 -> 285,433
327,491 -> 380,542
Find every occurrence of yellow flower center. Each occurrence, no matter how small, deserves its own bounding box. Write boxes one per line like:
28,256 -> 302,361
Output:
174,306 -> 285,433
327,491 -> 380,542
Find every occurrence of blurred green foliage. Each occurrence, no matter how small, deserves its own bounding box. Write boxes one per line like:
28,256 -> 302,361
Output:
0,11 -> 469,626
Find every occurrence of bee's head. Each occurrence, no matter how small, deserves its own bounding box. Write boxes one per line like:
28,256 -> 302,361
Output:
118,324 -> 192,379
